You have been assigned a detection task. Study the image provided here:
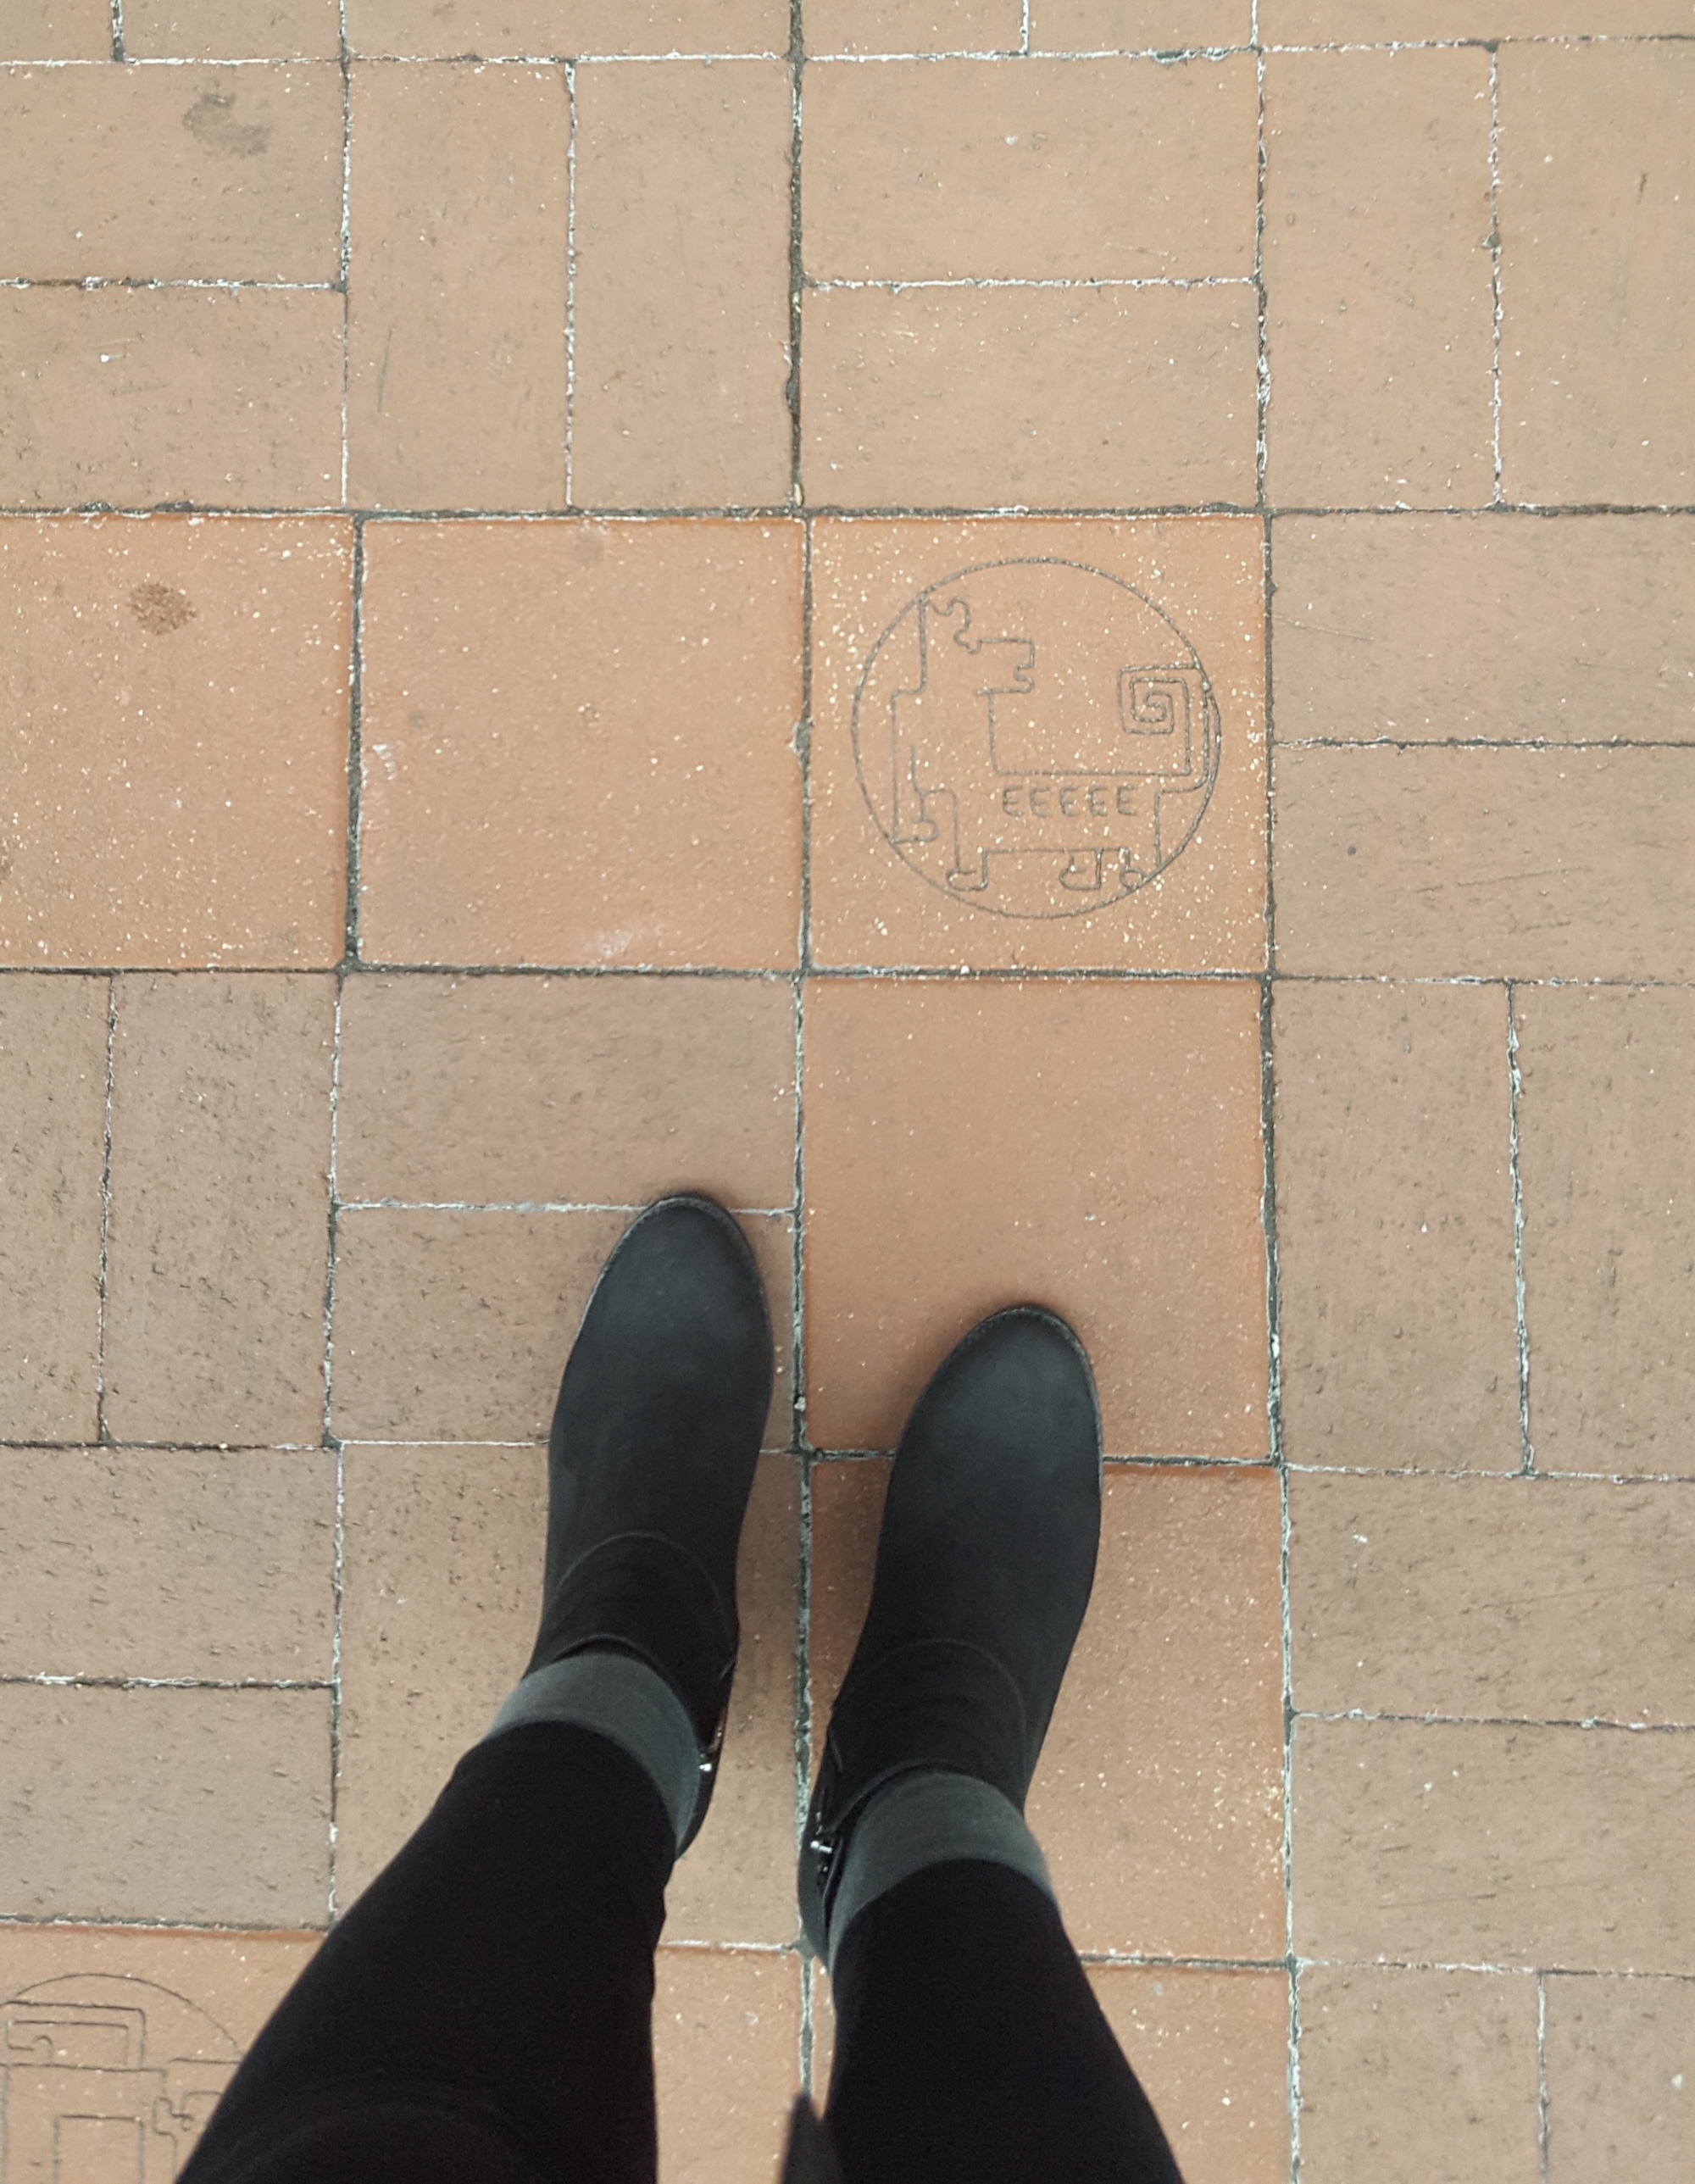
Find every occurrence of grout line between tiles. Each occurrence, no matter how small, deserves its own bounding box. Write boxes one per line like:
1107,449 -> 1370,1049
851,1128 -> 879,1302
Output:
344,519 -> 367,964
324,974 -> 347,1920
338,0 -> 352,509
1507,984 -> 1534,1474
8,500 -> 1695,520
803,275 -> 1255,291
786,8 -> 805,508
93,975 -> 117,1447
108,0 -> 123,64
564,59 -> 577,508
1297,1707 -> 1695,1734
1020,2 -> 1031,57
1487,43 -> 1504,505
1537,1973 -> 1551,2182
1,1675 -> 335,1692
1253,27 -> 1269,514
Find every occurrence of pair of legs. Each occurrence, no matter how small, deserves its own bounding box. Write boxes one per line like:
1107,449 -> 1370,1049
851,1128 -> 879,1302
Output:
181,1199 -> 1184,2184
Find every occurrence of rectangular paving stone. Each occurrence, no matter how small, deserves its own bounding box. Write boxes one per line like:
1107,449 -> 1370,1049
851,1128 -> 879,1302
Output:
331,1209 -> 792,1445
347,0 -> 789,53
1272,514 -> 1695,745
1273,746 -> 1695,980
0,1685 -> 331,1926
804,978 -> 1268,1458
1293,1717 -> 1695,1972
0,63 -> 343,281
1263,47 -> 1495,508
336,1443 -> 798,1938
1290,1474 -> 1695,1724
1086,1969 -> 1290,2184
808,516 -> 1267,975
104,973 -> 336,1445
803,56 -> 1256,281
0,0 -> 109,58
0,975 -> 106,1439
1264,0 -> 1692,30
654,1949 -> 801,2184
1273,981 -> 1519,1470
1545,1974 -> 1695,2184
0,286 -> 343,507
347,63 -> 567,511
1297,1966 -> 1540,2184
124,0 -> 344,57
807,0 -> 1023,50
0,1448 -> 335,1681
571,59 -> 792,509
1500,43 -> 1695,506
1031,1 -> 1253,46
356,520 -> 803,970
0,517 -> 351,967
335,972 -> 796,1211
803,282 -> 1257,508
1515,986 -> 1695,1476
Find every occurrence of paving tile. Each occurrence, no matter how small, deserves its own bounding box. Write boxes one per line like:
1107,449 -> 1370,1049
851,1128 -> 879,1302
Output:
1263,47 -> 1495,508
807,0 -> 1023,51
808,518 -> 1267,974
331,1209 -> 793,1445
1272,746 -> 1695,980
347,63 -> 566,512
1273,981 -> 1519,1470
0,1448 -> 335,1681
1086,1967 -> 1290,2184
1271,514 -> 1695,745
0,0 -> 109,58
803,283 -> 1258,510
0,975 -> 106,1439
809,1464 -> 1285,1959
1032,2 -> 1252,45
1500,43 -> 1695,507
653,1948 -> 801,2184
0,64 -> 342,282
357,520 -> 803,969
104,973 -> 336,1445
0,286 -> 343,507
1515,986 -> 1695,1476
347,0 -> 789,54
335,972 -> 797,1211
1296,1966 -> 1539,2184
803,56 -> 1256,281
803,979 -> 1267,1457
1290,1474 -> 1695,1724
1266,1 -> 1692,32
0,518 -> 350,965
1545,1974 -> 1695,2184
124,0 -> 344,57
336,1444 -> 799,1938
571,61 -> 792,509
0,1686 -> 331,1926
1292,1717 -> 1695,1972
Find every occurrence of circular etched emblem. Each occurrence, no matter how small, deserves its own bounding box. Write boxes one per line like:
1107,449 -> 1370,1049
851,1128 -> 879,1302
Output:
853,559 -> 1220,919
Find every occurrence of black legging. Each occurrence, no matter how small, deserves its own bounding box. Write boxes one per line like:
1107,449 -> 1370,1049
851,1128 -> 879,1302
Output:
180,1722 -> 1182,2184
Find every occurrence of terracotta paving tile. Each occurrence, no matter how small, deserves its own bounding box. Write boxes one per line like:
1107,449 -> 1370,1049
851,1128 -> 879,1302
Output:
104,974 -> 336,1445
357,520 -> 803,969
347,0 -> 790,55
0,518 -> 350,964
1272,746 -> 1695,981
571,61 -> 792,510
1544,1975 -> 1695,2184
808,519 -> 1266,974
803,57 -> 1256,281
0,64 -> 342,283
803,978 -> 1267,1457
1290,1474 -> 1695,1725
1272,514 -> 1695,745
653,1948 -> 801,2184
336,972 -> 796,1211
1500,43 -> 1695,507
0,286 -> 342,508
347,64 -> 567,513
124,0 -> 343,58
806,0 -> 1023,51
0,1448 -> 334,1681
1292,1718 -> 1695,1973
1263,47 -> 1494,509
0,975 -> 105,1440
1032,2 -> 1253,46
809,1464 -> 1285,1959
1296,1966 -> 1540,2184
0,0 -> 108,58
1266,1 -> 1692,33
1086,1967 -> 1290,2184
803,283 -> 1257,510
331,1209 -> 793,1445
0,1686 -> 330,1926
1515,986 -> 1695,1477
1273,981 -> 1519,1470
336,1444 -> 799,1939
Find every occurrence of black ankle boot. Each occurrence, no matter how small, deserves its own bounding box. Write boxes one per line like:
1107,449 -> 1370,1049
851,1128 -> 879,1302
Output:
525,1195 -> 771,1848
800,1307 -> 1101,1953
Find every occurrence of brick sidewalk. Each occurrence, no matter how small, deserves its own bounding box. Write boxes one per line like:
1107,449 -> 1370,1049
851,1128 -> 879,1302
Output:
2,6 -> 1692,2181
